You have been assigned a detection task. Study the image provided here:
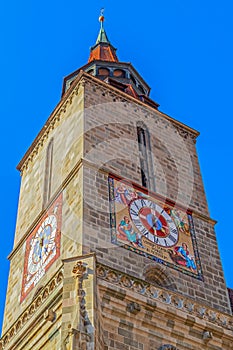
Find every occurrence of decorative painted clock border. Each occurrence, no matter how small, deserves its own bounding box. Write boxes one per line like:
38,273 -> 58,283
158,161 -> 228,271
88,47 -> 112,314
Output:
108,174 -> 203,280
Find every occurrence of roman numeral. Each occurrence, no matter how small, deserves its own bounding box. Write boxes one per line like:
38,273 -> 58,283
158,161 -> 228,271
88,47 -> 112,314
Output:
167,234 -> 177,243
141,227 -> 148,236
133,201 -> 140,210
133,219 -> 142,227
141,199 -> 147,207
130,208 -> 138,216
171,228 -> 177,234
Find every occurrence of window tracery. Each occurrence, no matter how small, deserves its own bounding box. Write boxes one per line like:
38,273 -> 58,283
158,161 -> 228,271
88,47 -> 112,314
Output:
137,122 -> 155,191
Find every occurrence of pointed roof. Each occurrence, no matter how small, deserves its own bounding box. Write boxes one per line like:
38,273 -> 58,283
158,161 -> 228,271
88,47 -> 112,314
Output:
88,11 -> 118,63
96,22 -> 110,44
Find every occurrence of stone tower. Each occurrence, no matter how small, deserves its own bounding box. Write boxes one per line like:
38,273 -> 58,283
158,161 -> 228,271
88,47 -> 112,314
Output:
1,14 -> 233,350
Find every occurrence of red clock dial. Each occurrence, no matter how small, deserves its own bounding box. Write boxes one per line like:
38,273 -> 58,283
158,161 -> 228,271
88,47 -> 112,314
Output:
129,198 -> 179,247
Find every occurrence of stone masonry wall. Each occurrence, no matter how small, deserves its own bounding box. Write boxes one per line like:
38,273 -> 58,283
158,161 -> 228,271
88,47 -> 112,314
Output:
82,77 -> 231,314
2,83 -> 84,334
2,165 -> 84,334
83,78 -> 209,216
2,73 -> 231,348
14,85 -> 84,246
97,278 -> 233,350
82,166 -> 231,314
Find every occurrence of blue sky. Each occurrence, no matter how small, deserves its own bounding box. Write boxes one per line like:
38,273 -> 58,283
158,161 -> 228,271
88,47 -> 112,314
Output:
0,0 -> 233,333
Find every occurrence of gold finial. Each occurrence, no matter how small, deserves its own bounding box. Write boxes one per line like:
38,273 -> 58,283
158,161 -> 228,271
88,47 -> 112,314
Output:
99,8 -> 105,24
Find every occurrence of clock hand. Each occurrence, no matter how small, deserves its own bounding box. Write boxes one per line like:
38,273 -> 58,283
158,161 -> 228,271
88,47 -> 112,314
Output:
39,237 -> 44,259
152,214 -> 159,228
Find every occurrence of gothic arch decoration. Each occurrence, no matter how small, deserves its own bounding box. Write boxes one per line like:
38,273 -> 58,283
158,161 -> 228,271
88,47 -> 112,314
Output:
158,345 -> 178,350
144,264 -> 177,291
136,121 -> 155,191
43,137 -> 54,207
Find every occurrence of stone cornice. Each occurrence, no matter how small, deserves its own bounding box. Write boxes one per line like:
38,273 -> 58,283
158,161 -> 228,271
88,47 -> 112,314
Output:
17,71 -> 199,174
96,263 -> 233,333
81,73 -> 200,138
16,71 -> 85,174
62,252 -> 96,264
0,268 -> 63,349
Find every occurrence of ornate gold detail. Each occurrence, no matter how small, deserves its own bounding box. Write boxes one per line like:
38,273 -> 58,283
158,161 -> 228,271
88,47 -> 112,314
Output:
72,261 -> 86,278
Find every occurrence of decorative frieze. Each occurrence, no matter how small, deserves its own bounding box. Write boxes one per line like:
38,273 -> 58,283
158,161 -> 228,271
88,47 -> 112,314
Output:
175,124 -> 198,143
0,269 -> 63,349
96,263 -> 233,331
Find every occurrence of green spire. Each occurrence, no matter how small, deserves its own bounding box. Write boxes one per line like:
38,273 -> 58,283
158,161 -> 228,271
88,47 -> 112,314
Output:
88,9 -> 118,62
96,26 -> 110,44
96,8 -> 110,45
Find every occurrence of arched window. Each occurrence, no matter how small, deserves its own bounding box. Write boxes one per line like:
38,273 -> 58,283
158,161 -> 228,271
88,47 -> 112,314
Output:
113,69 -> 126,78
158,345 -> 178,350
98,67 -> 110,76
43,138 -> 54,208
137,122 -> 155,191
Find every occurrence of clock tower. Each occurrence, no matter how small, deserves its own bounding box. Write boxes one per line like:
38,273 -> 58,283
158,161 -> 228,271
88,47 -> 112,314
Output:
1,13 -> 233,350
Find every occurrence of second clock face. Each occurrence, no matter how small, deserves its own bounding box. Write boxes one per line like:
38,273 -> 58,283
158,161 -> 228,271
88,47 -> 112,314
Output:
21,194 -> 62,302
129,199 -> 178,247
28,215 -> 57,274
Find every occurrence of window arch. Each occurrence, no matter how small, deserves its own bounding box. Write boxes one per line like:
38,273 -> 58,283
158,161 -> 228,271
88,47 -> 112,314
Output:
137,122 -> 155,191
144,264 -> 177,291
113,69 -> 126,78
98,67 -> 110,76
43,138 -> 54,208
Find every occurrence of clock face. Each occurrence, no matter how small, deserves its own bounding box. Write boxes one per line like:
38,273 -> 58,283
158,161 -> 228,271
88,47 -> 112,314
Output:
27,215 -> 57,274
129,199 -> 178,247
21,194 -> 62,302
109,176 -> 203,280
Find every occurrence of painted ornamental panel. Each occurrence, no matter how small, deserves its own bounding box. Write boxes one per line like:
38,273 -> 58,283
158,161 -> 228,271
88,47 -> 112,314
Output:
109,175 -> 202,280
21,194 -> 62,301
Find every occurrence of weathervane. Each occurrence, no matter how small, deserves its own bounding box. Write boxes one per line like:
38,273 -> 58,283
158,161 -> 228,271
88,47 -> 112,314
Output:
99,8 -> 105,28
